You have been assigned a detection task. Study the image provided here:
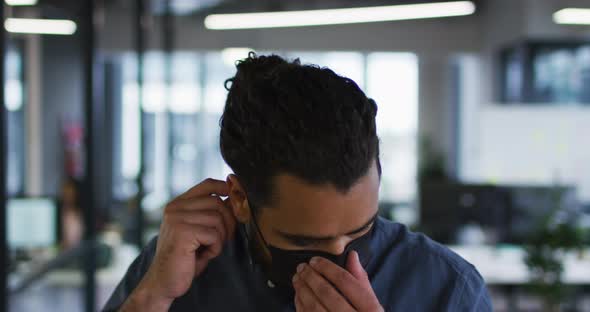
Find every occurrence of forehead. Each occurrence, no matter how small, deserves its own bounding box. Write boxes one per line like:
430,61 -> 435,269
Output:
258,163 -> 380,237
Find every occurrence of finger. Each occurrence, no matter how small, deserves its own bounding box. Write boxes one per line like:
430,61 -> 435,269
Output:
294,278 -> 328,312
309,257 -> 377,310
168,196 -> 224,213
187,224 -> 224,255
172,197 -> 235,242
169,210 -> 227,242
346,251 -> 370,284
297,264 -> 355,312
177,198 -> 236,242
167,223 -> 224,263
192,225 -> 224,277
295,294 -> 304,312
172,223 -> 223,260
179,178 -> 229,199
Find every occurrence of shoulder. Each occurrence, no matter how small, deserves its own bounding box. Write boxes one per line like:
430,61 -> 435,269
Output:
102,237 -> 159,311
138,236 -> 159,264
373,218 -> 492,310
375,217 -> 480,277
125,236 -> 159,278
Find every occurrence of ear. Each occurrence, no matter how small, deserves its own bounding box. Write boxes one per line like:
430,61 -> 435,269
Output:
226,174 -> 251,224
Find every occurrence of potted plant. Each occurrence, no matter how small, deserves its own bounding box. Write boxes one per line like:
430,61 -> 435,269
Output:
524,188 -> 586,312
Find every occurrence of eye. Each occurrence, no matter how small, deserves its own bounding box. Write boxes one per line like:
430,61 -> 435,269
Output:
290,238 -> 318,247
349,224 -> 373,239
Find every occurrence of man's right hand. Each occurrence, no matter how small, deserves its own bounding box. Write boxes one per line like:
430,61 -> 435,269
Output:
121,178 -> 236,311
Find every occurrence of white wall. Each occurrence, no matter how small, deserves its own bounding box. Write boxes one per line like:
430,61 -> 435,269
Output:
465,105 -> 590,201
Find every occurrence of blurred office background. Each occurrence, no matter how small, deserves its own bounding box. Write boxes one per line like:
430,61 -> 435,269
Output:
1,0 -> 590,311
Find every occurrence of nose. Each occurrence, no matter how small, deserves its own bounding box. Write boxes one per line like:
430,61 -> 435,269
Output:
324,237 -> 353,255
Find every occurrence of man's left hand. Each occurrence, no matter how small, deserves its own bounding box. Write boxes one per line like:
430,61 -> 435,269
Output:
292,251 -> 384,312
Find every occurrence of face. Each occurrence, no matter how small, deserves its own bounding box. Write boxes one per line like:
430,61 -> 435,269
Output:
228,161 -> 380,259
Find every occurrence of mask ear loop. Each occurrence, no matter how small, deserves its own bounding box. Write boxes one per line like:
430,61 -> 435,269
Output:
241,201 -> 271,271
249,201 -> 271,248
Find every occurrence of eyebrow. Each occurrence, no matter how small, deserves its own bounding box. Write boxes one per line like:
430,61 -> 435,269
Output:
275,212 -> 378,242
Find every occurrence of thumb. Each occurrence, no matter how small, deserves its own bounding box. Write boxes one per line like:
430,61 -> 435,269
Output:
194,247 -> 215,277
346,250 -> 368,282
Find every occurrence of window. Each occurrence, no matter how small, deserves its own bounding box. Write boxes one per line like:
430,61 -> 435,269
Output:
367,53 -> 419,203
115,50 -> 419,222
5,42 -> 26,196
284,52 -> 365,89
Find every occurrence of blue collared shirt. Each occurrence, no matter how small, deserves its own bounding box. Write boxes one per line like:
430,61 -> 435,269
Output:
103,217 -> 492,311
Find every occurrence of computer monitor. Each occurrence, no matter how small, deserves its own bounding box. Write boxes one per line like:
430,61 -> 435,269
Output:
505,186 -> 579,244
419,183 -> 511,244
419,183 -> 578,245
7,197 -> 58,249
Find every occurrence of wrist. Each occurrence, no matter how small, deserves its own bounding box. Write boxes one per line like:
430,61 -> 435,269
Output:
126,277 -> 174,312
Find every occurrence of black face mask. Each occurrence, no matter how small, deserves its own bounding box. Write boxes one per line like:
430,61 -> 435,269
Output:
246,206 -> 375,301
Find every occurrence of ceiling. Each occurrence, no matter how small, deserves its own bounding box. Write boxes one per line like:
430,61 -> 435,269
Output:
11,0 -> 484,19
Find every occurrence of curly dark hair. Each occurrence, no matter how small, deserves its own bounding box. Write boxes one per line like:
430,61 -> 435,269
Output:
220,53 -> 380,209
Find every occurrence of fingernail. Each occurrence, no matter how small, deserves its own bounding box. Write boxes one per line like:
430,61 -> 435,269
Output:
310,257 -> 319,265
354,251 -> 360,262
297,263 -> 305,273
292,273 -> 299,283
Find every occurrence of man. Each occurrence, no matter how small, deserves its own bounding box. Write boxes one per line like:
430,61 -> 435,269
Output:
103,53 -> 492,311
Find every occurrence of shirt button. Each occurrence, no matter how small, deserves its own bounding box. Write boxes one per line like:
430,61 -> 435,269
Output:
267,280 -> 275,288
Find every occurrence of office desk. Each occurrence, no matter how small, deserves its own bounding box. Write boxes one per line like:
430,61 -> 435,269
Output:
27,245 -> 590,287
450,245 -> 590,285
8,244 -> 139,312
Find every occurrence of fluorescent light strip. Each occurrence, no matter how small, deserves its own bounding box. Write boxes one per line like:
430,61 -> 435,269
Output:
4,18 -> 77,35
553,8 -> 590,25
205,1 -> 475,30
5,0 -> 37,6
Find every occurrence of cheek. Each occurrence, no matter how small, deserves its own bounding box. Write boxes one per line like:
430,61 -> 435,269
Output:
255,213 -> 295,249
